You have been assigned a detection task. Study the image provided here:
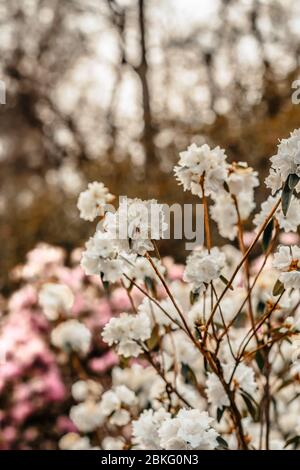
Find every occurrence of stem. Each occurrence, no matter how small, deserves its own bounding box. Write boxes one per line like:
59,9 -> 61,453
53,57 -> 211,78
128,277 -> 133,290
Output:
232,195 -> 257,337
141,346 -> 193,408
200,177 -> 211,251
205,198 -> 281,334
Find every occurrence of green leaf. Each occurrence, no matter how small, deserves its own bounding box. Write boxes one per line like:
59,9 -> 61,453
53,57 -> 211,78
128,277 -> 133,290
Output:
216,436 -> 228,449
217,407 -> 226,423
281,176 -> 294,216
223,181 -> 230,193
144,276 -> 157,297
262,217 -> 274,252
255,350 -> 265,371
190,288 -> 200,305
181,363 -> 197,387
241,392 -> 259,421
219,274 -> 234,291
288,173 -> 300,190
272,279 -> 285,296
100,272 -> 110,294
146,324 -> 160,351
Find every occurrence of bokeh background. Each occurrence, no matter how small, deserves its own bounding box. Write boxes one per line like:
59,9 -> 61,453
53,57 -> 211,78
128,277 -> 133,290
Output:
1,0 -> 300,291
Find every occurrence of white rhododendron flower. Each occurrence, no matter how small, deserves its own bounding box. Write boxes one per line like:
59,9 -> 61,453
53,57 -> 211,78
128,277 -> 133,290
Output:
273,245 -> 300,289
99,385 -> 136,426
158,409 -> 219,450
102,312 -> 151,357
266,129 -> 300,188
227,162 -> 259,196
101,436 -> 125,450
51,320 -> 91,355
174,143 -> 227,197
69,401 -> 104,433
59,433 -> 98,450
103,197 -> 167,255
132,408 -> 171,449
254,195 -> 300,232
206,363 -> 257,408
184,247 -> 226,292
38,283 -> 74,320
71,380 -> 103,402
77,181 -> 114,221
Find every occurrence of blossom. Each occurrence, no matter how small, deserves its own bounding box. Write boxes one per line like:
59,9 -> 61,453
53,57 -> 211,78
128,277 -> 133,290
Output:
183,247 -> 226,292
99,385 -> 136,426
77,181 -> 114,221
158,409 -> 219,450
101,436 -> 125,450
174,143 -> 227,197
51,320 -> 91,355
103,197 -> 167,256
267,129 -> 300,187
210,193 -> 238,240
80,230 -> 126,281
71,380 -> 103,402
38,283 -> 74,320
254,195 -> 300,232
69,401 -> 104,432
102,312 -> 151,357
227,162 -> 259,196
138,296 -> 182,328
59,433 -> 97,450
132,408 -> 170,449
206,363 -> 257,408
273,245 -> 300,289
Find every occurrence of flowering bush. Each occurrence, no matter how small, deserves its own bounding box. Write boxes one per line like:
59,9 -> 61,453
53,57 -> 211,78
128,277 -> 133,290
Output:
2,129 -> 300,450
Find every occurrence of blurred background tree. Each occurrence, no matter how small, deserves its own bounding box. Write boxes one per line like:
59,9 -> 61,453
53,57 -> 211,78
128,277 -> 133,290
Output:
1,0 -> 300,291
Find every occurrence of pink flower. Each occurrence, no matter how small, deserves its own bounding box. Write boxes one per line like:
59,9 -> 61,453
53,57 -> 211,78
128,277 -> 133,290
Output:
89,350 -> 118,373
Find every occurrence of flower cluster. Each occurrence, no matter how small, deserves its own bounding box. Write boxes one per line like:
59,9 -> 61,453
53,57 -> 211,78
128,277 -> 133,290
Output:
3,128 -> 300,451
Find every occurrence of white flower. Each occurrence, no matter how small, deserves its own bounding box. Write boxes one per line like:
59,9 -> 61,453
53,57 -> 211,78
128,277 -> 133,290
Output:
77,181 -> 114,221
59,433 -> 95,450
254,195 -> 300,232
99,385 -> 136,426
226,363 -> 257,395
183,247 -> 226,292
132,408 -> 170,449
206,372 -> 230,408
80,230 -> 126,281
174,143 -> 227,197
99,386 -> 136,416
210,193 -> 238,240
38,283 -> 74,320
71,380 -> 103,402
70,401 -> 104,432
273,245 -> 300,289
265,168 -> 282,195
206,363 -> 257,408
158,409 -> 219,450
268,129 -> 300,185
103,198 -> 167,256
99,390 -> 121,416
210,190 -> 256,241
109,409 -> 131,426
138,296 -> 181,328
102,312 -> 151,357
227,162 -> 259,196
51,320 -> 91,355
115,384 -> 136,406
101,436 -> 125,450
